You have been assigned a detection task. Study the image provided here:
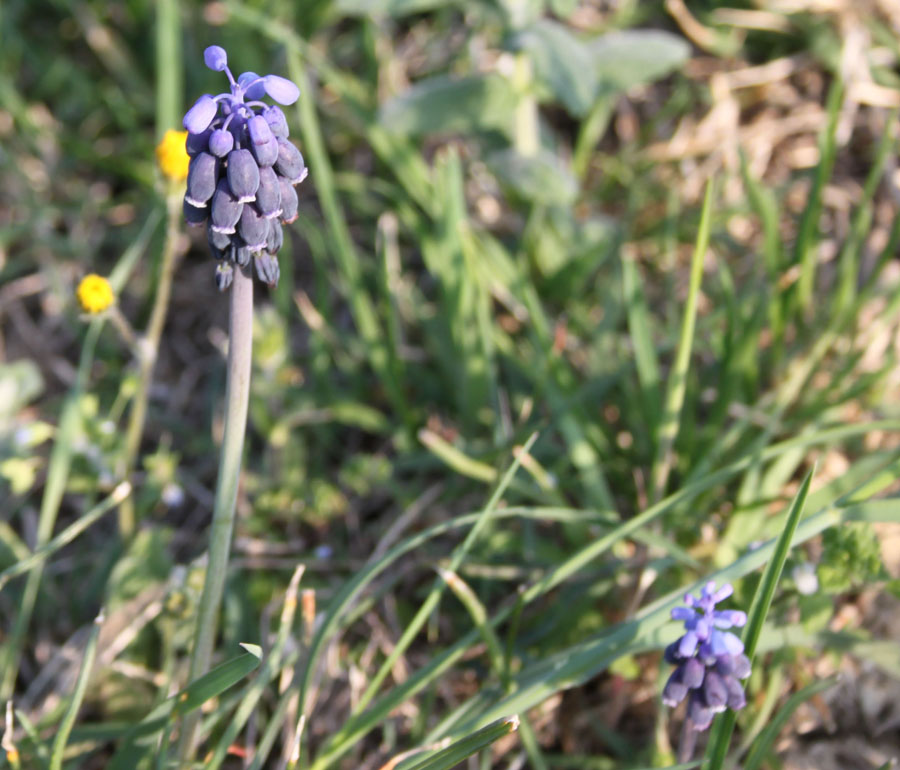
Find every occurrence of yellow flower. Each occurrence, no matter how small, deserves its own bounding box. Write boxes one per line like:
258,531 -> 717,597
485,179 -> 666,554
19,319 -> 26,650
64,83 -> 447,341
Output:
155,129 -> 190,182
77,274 -> 115,314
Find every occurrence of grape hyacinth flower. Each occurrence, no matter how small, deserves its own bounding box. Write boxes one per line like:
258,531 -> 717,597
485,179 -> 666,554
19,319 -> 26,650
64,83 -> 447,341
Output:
182,45 -> 307,289
662,582 -> 751,734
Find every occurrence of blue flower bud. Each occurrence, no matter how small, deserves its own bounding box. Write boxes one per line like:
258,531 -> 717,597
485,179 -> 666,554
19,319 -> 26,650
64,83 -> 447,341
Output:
662,670 -> 688,708
229,240 -> 251,267
663,641 -> 683,665
263,74 -> 300,105
274,137 -> 306,183
186,128 -> 213,157
185,152 -> 219,207
687,694 -> 713,731
215,262 -> 234,291
262,105 -> 289,138
210,179 -> 243,234
254,252 -> 280,286
208,224 -> 232,251
238,204 -> 268,251
226,149 -> 260,203
209,128 -> 234,158
255,167 -> 282,219
183,199 -> 208,227
266,220 -> 284,253
204,46 -> 228,72
184,94 -> 218,134
722,675 -> 746,710
682,657 -> 705,689
248,115 -> 278,167
278,176 -> 298,224
701,671 -> 728,712
715,653 -> 751,680
238,71 -> 266,101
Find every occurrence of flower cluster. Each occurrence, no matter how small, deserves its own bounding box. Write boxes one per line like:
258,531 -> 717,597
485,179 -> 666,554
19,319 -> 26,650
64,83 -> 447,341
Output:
182,46 -> 307,291
662,582 -> 751,731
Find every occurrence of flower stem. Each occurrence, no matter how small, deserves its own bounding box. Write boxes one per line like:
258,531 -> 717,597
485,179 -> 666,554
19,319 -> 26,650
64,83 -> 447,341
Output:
117,190 -> 183,539
177,265 -> 254,758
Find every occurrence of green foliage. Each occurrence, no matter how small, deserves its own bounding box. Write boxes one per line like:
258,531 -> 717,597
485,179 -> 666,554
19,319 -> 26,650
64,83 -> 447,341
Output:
818,522 -> 888,594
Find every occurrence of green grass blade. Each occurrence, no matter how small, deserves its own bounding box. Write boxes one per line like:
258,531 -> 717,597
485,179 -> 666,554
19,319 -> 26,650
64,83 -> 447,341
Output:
0,482 -> 131,590
650,178 -> 713,502
48,611 -> 104,770
437,567 -> 506,680
705,468 -> 814,770
397,716 -> 519,770
794,79 -> 842,312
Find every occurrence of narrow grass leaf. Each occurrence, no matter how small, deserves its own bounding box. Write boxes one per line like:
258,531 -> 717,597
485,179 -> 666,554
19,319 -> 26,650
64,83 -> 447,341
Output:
397,716 -> 519,770
650,178 -> 713,502
0,482 -> 131,590
49,611 -> 104,770
794,79 -> 842,312
705,468 -> 814,770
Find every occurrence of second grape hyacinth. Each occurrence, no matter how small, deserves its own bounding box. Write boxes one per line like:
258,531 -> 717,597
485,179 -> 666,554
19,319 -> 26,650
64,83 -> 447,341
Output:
182,45 -> 308,291
662,582 -> 751,731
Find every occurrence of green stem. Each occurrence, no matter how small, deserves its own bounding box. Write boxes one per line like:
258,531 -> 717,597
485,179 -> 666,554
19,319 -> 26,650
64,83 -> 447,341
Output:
177,266 -> 254,759
117,191 -> 183,538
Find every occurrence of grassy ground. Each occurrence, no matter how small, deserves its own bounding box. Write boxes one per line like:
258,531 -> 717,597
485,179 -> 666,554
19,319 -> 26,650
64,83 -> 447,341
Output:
2,0 -> 900,768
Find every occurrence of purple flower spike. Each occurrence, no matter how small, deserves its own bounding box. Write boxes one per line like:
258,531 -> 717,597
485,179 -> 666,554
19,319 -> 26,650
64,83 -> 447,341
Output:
204,45 -> 228,72
184,95 -> 218,134
263,74 -> 300,105
182,46 -> 307,288
662,581 -> 751,733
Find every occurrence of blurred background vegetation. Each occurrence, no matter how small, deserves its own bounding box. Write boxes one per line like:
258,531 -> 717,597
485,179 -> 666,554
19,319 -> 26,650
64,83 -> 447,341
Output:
3,0 -> 900,768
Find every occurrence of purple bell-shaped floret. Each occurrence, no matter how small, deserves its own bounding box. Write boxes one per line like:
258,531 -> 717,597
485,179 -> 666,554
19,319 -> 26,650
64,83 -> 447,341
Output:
183,199 -> 208,227
248,115 -> 279,167
215,262 -> 234,291
209,129 -> 235,158
278,176 -> 298,224
185,152 -> 219,207
254,252 -> 280,286
184,94 -> 218,134
226,149 -> 260,203
210,179 -> 243,234
255,167 -> 282,219
262,105 -> 289,138
266,220 -> 284,253
238,205 -> 268,252
274,137 -> 306,183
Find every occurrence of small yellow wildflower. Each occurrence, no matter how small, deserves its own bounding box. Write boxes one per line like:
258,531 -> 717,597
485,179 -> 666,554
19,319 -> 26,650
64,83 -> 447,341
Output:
77,274 -> 115,314
155,129 -> 190,182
